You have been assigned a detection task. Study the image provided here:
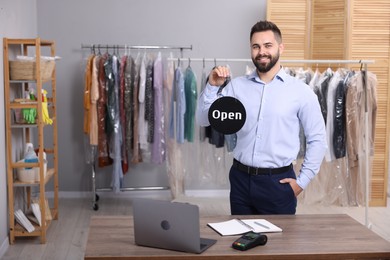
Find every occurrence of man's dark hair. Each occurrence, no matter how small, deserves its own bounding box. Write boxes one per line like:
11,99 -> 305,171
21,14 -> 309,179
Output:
250,20 -> 282,43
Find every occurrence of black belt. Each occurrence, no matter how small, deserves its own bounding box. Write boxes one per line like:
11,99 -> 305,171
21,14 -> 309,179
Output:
233,159 -> 292,175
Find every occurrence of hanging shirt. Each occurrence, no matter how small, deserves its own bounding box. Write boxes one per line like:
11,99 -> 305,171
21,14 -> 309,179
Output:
333,72 -> 354,159
124,56 -> 135,155
174,66 -> 186,143
97,53 -> 112,167
345,71 -> 377,168
131,54 -> 142,163
196,68 -> 327,189
199,67 -> 207,142
151,53 -> 166,164
138,54 -> 149,150
120,55 -> 129,173
145,59 -> 155,143
107,55 -> 123,193
90,55 -> 100,146
184,66 -> 197,142
325,69 -> 346,162
316,68 -> 333,124
83,54 -> 94,135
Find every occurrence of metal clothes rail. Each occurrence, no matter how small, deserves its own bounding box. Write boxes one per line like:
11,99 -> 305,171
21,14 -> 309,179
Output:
81,44 -> 192,58
168,57 -> 374,66
82,44 -> 192,211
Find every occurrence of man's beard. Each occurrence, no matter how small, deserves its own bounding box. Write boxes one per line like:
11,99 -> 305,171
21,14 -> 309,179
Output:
252,51 -> 280,73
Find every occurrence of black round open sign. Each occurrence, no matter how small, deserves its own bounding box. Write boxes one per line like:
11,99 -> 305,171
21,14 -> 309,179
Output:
208,96 -> 246,135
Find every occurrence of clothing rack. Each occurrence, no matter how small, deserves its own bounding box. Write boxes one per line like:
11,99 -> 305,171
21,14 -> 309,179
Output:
171,57 -> 373,228
82,44 -> 192,211
81,44 -> 192,58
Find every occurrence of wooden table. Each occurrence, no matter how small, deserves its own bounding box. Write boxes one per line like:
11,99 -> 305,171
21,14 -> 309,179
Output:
84,214 -> 390,259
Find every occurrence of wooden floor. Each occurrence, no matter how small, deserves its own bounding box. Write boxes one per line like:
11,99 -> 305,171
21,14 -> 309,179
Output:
2,195 -> 390,260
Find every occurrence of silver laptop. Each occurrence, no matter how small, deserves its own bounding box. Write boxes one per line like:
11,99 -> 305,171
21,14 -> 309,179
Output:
132,198 -> 217,254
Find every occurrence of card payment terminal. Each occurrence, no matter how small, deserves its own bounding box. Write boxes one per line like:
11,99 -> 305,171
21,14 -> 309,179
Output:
232,231 -> 268,251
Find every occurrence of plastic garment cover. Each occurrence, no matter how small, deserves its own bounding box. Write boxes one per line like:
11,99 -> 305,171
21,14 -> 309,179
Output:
83,54 -> 94,135
299,69 -> 377,207
198,68 -> 207,142
169,66 -> 186,143
325,69 -> 346,162
224,134 -> 237,152
333,80 -> 346,159
131,54 -> 143,163
83,54 -> 94,164
177,66 -> 376,208
105,57 -> 115,135
166,62 -> 232,198
89,56 -> 100,146
119,56 -> 129,173
333,72 -> 355,159
138,54 -> 149,151
294,67 -> 313,85
294,68 -> 315,159
124,56 -> 134,154
145,60 -> 155,143
151,53 -> 166,164
184,66 -> 198,142
97,53 -> 113,167
165,57 -> 185,198
345,71 -> 377,205
315,68 -> 333,124
106,55 -> 123,192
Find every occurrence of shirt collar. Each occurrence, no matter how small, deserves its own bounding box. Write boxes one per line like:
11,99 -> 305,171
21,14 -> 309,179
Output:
248,66 -> 286,83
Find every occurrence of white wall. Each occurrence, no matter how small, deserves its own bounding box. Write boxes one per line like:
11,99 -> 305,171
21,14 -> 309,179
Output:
0,0 -> 38,255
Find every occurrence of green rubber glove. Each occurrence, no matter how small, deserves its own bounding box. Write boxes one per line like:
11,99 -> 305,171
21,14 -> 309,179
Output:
22,108 -> 29,123
29,108 -> 36,123
23,108 -> 36,124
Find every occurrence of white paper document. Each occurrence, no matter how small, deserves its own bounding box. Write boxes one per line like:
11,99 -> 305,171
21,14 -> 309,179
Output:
15,209 -> 35,233
207,218 -> 282,236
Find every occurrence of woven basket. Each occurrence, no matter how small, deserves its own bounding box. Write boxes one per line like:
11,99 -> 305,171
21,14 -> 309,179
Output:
9,60 -> 55,81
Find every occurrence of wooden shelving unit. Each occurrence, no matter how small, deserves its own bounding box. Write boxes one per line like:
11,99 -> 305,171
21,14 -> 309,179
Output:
3,38 -> 59,244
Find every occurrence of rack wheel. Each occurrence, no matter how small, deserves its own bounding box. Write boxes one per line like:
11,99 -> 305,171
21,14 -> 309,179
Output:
93,203 -> 99,211
95,194 -> 100,202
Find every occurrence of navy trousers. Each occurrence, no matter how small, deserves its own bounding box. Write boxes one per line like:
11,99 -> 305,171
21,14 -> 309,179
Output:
229,165 -> 297,215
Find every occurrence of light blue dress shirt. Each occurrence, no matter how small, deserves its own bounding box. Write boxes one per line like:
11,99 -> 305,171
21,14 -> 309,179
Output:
196,68 -> 327,189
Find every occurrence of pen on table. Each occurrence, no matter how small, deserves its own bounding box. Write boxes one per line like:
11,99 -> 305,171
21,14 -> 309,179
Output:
254,221 -> 270,229
237,218 -> 255,231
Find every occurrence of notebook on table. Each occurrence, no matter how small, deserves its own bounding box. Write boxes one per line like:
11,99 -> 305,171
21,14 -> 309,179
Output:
207,218 -> 283,236
132,198 -> 217,254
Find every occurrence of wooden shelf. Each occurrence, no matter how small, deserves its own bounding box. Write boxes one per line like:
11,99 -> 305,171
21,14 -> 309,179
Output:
13,209 -> 59,237
13,168 -> 55,187
4,37 -> 59,244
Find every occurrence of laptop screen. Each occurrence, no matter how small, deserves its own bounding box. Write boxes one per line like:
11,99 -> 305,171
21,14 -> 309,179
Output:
132,198 -> 216,254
